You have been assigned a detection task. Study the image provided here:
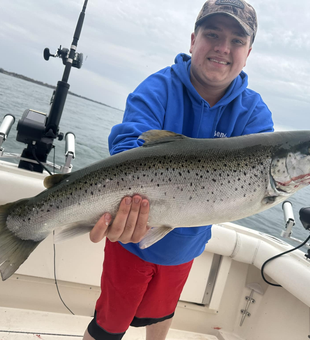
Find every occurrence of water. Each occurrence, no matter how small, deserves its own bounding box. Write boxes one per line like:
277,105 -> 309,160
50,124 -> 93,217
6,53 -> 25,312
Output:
1,72 -> 309,246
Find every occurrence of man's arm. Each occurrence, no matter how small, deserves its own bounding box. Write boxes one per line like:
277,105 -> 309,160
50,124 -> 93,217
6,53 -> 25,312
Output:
242,97 -> 274,135
109,71 -> 170,155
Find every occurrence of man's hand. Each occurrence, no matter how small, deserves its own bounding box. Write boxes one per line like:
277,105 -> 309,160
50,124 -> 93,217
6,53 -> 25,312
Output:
89,195 -> 150,244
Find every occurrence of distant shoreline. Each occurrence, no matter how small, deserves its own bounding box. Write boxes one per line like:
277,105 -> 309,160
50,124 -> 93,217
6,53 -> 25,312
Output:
0,68 -> 122,111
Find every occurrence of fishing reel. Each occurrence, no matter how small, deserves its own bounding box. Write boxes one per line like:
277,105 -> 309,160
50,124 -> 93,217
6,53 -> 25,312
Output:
44,46 -> 83,69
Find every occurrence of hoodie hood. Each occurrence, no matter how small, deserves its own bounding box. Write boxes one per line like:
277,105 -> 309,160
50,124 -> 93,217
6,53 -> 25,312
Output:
171,53 -> 249,108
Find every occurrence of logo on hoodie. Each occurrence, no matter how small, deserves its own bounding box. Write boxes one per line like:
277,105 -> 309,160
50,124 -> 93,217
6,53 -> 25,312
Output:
214,131 -> 227,138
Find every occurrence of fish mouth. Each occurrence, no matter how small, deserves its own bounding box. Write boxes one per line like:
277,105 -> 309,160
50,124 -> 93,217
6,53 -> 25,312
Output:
275,173 -> 310,189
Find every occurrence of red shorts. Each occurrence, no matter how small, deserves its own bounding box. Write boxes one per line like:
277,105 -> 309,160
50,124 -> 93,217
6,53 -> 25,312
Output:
88,239 -> 193,338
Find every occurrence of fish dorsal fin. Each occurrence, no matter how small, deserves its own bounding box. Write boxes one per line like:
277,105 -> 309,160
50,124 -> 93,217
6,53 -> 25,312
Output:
139,130 -> 186,147
44,173 -> 71,189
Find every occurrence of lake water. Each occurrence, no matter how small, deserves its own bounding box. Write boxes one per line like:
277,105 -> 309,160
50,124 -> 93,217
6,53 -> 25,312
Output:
1,72 -> 309,246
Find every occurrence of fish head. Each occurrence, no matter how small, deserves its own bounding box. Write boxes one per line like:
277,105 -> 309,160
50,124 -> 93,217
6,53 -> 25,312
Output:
271,149 -> 310,194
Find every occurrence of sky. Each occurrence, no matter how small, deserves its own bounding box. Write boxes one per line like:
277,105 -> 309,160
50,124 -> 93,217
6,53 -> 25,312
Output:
0,0 -> 310,130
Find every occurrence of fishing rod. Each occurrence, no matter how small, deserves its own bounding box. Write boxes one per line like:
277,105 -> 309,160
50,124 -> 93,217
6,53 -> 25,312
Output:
45,0 -> 88,135
14,0 -> 88,173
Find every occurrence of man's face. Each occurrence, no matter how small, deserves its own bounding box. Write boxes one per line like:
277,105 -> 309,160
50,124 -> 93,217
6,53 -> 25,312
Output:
190,14 -> 252,92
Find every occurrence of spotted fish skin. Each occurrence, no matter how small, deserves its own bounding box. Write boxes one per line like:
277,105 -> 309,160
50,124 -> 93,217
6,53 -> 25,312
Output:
1,130 -> 310,280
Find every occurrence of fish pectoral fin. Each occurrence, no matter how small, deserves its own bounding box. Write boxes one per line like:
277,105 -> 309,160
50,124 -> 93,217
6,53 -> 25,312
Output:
262,196 -> 279,205
44,173 -> 71,189
139,130 -> 187,147
53,221 -> 95,244
139,226 -> 173,249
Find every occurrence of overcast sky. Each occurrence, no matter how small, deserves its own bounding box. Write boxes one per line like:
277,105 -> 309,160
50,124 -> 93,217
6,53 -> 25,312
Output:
0,0 -> 309,130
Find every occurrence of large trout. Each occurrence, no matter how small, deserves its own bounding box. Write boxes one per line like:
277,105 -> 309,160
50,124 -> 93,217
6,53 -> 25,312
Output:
1,130 -> 310,280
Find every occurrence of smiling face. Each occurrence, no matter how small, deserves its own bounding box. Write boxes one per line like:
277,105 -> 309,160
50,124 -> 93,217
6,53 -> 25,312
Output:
190,14 -> 252,99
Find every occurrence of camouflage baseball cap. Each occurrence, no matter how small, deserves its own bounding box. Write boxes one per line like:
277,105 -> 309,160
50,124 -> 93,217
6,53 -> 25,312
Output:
195,0 -> 257,43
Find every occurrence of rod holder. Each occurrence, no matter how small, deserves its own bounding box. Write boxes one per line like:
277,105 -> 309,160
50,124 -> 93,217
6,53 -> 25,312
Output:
62,132 -> 75,173
0,114 -> 15,150
281,201 -> 295,238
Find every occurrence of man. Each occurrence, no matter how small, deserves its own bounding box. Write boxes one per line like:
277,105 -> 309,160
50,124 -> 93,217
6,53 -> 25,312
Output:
84,0 -> 273,339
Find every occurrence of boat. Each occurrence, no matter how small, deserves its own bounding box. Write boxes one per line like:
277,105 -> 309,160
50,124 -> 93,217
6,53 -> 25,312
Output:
1,2 -> 310,339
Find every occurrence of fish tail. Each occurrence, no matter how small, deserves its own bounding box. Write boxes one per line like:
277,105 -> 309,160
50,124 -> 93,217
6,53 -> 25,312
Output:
0,203 -> 41,281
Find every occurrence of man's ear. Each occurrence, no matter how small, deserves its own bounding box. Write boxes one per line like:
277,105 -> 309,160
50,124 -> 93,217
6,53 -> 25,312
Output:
189,32 -> 196,53
244,47 -> 252,67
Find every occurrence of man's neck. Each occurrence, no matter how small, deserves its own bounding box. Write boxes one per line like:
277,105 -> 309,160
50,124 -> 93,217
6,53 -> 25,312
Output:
192,79 -> 229,107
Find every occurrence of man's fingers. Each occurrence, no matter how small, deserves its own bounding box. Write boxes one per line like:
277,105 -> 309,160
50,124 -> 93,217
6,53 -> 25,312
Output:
106,196 -> 132,242
130,199 -> 150,243
89,213 -> 111,243
91,195 -> 150,244
118,195 -> 143,243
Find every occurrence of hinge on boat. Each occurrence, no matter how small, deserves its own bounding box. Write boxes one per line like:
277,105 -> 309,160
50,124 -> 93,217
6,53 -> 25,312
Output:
240,283 -> 264,326
240,292 -> 254,326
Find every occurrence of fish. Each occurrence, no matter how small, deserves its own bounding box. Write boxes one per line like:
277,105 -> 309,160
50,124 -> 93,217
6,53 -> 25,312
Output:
1,129 -> 310,281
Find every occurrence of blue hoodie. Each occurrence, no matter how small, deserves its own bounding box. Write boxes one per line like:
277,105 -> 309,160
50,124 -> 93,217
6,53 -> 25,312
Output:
108,53 -> 274,266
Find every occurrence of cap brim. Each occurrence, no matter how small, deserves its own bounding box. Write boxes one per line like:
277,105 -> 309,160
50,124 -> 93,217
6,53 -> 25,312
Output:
195,12 -> 252,36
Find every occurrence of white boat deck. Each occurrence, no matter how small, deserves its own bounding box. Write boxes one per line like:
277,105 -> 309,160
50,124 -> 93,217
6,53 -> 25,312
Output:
0,307 -> 218,340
